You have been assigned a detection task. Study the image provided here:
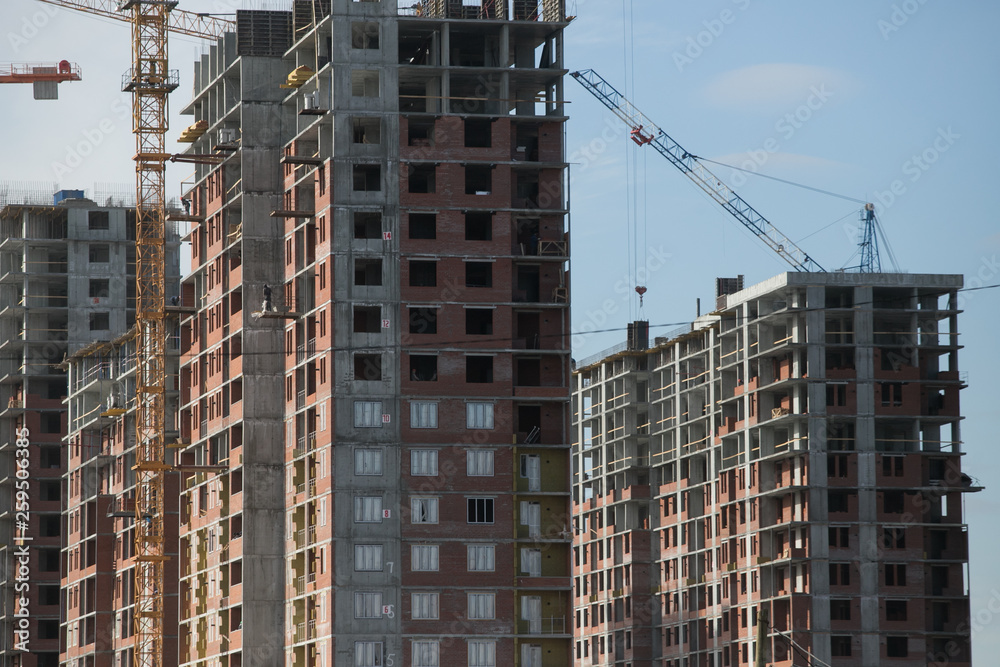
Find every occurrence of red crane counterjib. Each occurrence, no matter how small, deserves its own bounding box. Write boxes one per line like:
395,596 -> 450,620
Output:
0,61 -> 82,84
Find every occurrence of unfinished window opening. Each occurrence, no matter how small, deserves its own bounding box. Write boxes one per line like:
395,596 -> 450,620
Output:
352,117 -> 381,144
409,307 -> 437,334
354,305 -> 381,333
515,172 -> 540,207
517,405 -> 541,440
89,244 -> 110,263
465,118 -> 493,148
886,637 -> 908,658
353,164 -> 381,191
516,218 -> 540,254
516,312 -> 541,349
89,312 -> 110,330
408,164 -> 436,193
465,211 -> 492,240
354,258 -> 382,286
351,22 -> 380,49
465,165 -> 493,195
88,210 -> 110,230
515,124 -> 540,161
516,265 -> 540,302
466,308 -> 494,335
450,32 -> 488,67
466,356 -> 494,383
351,69 -> 380,97
886,600 -> 908,621
400,82 -> 428,113
409,213 -> 436,239
408,118 -> 435,146
409,260 -> 437,287
354,211 -> 382,239
410,355 -> 438,381
89,279 -> 109,298
354,353 -> 383,381
466,261 -> 492,288
516,357 -> 541,386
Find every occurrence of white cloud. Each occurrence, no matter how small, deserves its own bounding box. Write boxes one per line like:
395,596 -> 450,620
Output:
699,63 -> 859,111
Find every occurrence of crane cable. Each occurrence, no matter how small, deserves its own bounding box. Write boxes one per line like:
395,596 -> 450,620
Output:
693,154 -> 867,205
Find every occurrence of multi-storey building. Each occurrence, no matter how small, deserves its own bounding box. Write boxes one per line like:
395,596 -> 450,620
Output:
572,272 -> 980,667
60,317 -> 184,667
174,12 -> 292,667
176,2 -> 573,666
0,190 -> 178,667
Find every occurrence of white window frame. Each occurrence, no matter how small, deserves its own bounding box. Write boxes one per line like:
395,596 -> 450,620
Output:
410,449 -> 438,476
467,592 -> 496,620
468,640 -> 497,667
467,449 -> 495,476
354,400 -> 383,428
466,402 -> 495,429
468,497 -> 495,524
467,544 -> 495,572
354,591 -> 383,619
410,496 -> 439,524
412,640 -> 440,667
355,448 -> 384,476
354,544 -> 383,572
354,496 -> 384,523
520,547 -> 542,577
411,592 -> 440,620
354,641 -> 384,667
410,401 -> 439,428
411,544 -> 439,571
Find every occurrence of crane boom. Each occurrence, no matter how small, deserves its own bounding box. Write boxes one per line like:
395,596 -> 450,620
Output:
0,61 -> 81,83
571,69 -> 825,273
35,0 -> 233,39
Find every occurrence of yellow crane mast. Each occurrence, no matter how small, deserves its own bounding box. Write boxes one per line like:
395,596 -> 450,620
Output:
33,2 -> 231,666
125,4 -> 174,665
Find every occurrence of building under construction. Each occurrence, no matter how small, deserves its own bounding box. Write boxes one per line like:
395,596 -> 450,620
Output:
572,272 -> 980,666
47,1 -> 572,667
0,189 -> 181,667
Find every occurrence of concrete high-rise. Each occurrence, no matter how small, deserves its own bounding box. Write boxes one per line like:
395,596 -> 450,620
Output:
173,2 -> 573,666
572,272 -> 980,666
0,189 -> 180,667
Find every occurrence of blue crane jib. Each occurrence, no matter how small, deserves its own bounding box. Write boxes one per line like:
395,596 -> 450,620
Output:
570,69 -> 825,273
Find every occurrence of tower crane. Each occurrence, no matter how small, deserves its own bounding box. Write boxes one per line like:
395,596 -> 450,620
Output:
0,60 -> 81,98
30,3 -> 231,667
571,68 -> 826,272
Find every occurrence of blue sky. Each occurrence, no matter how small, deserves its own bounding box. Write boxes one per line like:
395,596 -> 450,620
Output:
2,0 -> 999,657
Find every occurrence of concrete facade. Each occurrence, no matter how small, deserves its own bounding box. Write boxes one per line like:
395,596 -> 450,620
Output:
572,272 -> 979,667
0,194 -> 179,667
174,1 -> 573,666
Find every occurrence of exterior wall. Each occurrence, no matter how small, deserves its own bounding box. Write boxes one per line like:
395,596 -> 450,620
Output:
176,25 -> 291,667
61,332 -> 183,667
572,272 -> 977,667
176,2 -> 572,666
278,2 -> 573,665
0,196 -> 177,667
